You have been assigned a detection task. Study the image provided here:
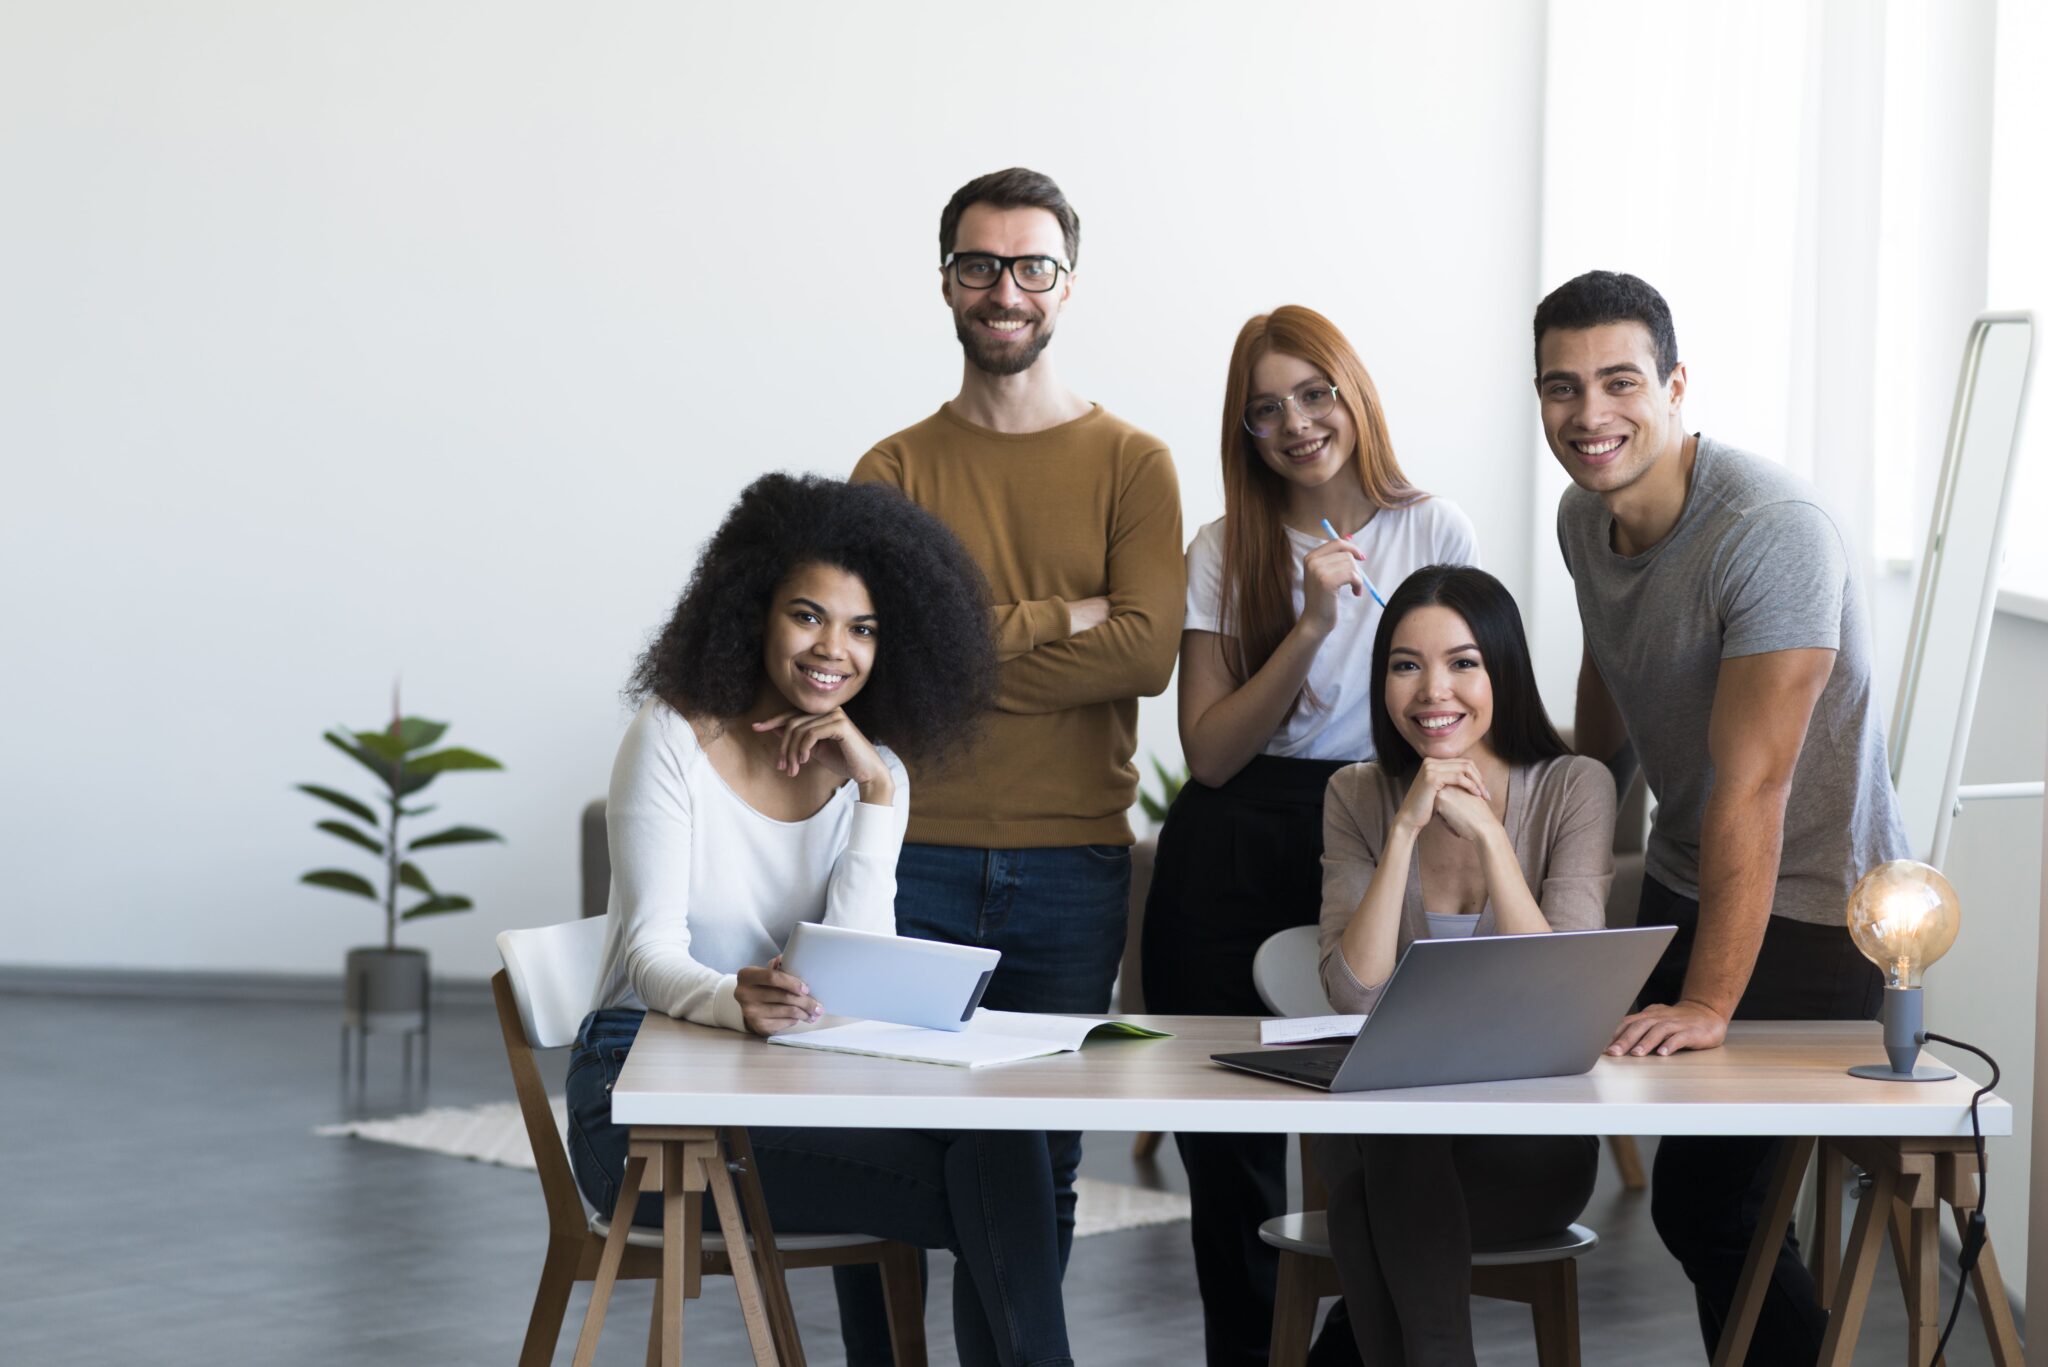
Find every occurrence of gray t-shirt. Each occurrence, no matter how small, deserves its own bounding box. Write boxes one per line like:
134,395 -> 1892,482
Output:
1557,435 -> 1908,925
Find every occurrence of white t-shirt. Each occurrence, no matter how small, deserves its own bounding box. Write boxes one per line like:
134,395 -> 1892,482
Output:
1183,498 -> 1480,762
589,698 -> 910,1032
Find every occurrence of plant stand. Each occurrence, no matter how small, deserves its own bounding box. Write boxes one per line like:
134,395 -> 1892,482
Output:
342,946 -> 431,1090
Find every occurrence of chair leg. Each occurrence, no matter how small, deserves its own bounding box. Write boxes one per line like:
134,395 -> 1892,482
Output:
1528,1258 -> 1581,1367
1131,1131 -> 1164,1162
518,1236 -> 583,1367
878,1242 -> 930,1367
1267,1250 -> 1320,1367
1606,1135 -> 1647,1192
573,1152 -> 649,1367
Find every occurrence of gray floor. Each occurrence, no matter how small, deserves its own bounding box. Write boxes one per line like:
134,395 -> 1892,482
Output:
0,990 -> 2017,1366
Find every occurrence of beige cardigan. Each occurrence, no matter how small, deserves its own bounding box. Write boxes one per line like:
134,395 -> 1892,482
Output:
1317,754 -> 1618,1014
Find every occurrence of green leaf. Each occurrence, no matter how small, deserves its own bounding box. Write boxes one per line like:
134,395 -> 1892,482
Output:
296,784 -> 378,825
400,894 -> 474,920
317,820 -> 385,855
408,825 -> 504,850
301,869 -> 378,899
325,730 -> 399,793
393,717 -> 449,753
394,769 -> 436,797
408,747 -> 505,776
399,803 -> 438,817
1137,793 -> 1165,824
351,728 -> 409,763
398,861 -> 434,894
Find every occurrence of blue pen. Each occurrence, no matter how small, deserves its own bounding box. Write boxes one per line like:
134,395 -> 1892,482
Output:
1319,518 -> 1388,606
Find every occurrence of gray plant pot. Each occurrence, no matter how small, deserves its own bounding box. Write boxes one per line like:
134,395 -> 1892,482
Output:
343,946 -> 429,1034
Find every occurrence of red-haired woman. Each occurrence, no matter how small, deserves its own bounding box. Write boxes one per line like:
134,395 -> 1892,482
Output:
1141,305 -> 1479,1367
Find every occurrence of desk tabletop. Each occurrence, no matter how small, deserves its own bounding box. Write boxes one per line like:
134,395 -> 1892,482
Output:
610,1015 -> 2010,1138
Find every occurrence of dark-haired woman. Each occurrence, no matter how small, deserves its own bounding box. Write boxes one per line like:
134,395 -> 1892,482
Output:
1313,565 -> 1614,1366
567,473 -> 1073,1367
1141,306 -> 1477,1366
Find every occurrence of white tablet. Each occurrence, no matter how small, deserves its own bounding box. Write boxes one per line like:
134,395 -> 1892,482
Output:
781,922 -> 1000,1032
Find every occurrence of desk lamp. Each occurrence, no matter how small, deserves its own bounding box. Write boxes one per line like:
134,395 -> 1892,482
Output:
1845,859 -> 1960,1081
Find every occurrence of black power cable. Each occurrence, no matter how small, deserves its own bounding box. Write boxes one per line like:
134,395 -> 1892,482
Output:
1918,1033 -> 1999,1367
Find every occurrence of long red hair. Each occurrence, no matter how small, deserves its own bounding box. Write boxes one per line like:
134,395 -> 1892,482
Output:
1216,306 -> 1422,699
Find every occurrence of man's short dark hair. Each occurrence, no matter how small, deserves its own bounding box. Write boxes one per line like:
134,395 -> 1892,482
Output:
939,168 -> 1081,268
1532,270 -> 1680,382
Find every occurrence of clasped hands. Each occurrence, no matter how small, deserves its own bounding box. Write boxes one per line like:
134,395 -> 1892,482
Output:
1391,758 -> 1501,843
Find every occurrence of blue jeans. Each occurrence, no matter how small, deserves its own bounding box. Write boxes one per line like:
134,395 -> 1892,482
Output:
565,1009 -> 1073,1367
834,842 -> 1132,1366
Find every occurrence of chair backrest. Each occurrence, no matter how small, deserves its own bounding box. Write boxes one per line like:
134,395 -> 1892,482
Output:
497,914 -> 611,1050
1252,925 -> 1335,1017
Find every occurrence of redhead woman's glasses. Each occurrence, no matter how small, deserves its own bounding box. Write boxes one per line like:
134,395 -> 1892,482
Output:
1243,382 -> 1341,439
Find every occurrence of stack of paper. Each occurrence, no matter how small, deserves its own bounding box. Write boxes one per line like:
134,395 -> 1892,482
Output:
1259,1014 -> 1367,1046
770,1009 -> 1171,1068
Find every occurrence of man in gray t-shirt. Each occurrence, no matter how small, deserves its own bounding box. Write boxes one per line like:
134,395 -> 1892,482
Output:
1535,270 -> 1908,1365
1557,434 -> 1907,924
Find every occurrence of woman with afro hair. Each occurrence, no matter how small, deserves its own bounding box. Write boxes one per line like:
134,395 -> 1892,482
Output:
568,473 -> 1074,1367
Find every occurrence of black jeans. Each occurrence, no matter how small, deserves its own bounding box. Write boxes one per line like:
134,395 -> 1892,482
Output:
566,1009 -> 1073,1367
1310,1132 -> 1599,1367
1635,877 -> 1882,1367
1141,755 -> 1362,1367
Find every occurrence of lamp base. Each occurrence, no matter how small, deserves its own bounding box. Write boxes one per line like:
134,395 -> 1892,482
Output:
1847,1062 -> 1957,1082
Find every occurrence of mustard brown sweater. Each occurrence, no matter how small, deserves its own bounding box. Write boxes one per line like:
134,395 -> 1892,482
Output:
853,403 -> 1185,847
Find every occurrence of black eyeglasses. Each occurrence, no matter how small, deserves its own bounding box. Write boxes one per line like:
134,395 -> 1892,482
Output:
1243,382 -> 1341,439
943,252 -> 1071,293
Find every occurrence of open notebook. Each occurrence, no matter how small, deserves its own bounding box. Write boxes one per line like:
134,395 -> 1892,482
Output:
769,1009 -> 1171,1068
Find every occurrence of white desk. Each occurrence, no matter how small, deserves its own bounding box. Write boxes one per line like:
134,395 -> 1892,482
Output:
598,1016 -> 2016,1367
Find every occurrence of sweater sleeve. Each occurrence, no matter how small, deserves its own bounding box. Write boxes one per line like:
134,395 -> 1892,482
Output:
822,752 -> 910,934
1318,765 -> 1398,1015
995,444 -> 1186,714
856,443 -> 1070,663
606,711 -> 745,1032
989,598 -> 1073,663
1535,758 -> 1618,931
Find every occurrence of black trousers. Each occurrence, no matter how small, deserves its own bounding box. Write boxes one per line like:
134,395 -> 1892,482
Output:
1635,877 -> 1882,1367
1141,755 -> 1361,1367
1310,1131 -> 1598,1367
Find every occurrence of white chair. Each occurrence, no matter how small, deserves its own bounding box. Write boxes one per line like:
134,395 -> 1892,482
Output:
492,914 -> 925,1367
1251,925 -> 1334,1018
1250,925 -> 1598,1367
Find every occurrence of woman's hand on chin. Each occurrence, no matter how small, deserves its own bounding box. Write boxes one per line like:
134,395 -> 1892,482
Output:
736,955 -> 822,1036
752,708 -> 894,804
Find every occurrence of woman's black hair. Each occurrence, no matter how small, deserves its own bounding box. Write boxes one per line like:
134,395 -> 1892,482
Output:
628,472 -> 996,768
1367,565 -> 1569,778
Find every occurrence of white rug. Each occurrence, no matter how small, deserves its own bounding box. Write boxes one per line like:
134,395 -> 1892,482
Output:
318,1101 -> 1190,1238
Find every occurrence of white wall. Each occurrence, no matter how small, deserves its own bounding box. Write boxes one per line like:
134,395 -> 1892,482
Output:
0,2 -> 1547,978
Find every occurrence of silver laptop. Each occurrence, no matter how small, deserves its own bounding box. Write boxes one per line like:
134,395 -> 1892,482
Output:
1212,925 -> 1675,1092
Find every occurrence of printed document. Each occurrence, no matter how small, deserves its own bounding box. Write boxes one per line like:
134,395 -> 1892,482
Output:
770,1009 -> 1171,1068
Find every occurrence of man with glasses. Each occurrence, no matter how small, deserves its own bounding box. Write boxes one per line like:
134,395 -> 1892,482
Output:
840,166 -> 1184,1363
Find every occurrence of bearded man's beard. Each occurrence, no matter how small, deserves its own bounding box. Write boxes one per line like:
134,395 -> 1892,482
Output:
955,308 -> 1056,376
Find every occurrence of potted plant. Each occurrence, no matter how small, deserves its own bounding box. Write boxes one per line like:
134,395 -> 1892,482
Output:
299,706 -> 505,1077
